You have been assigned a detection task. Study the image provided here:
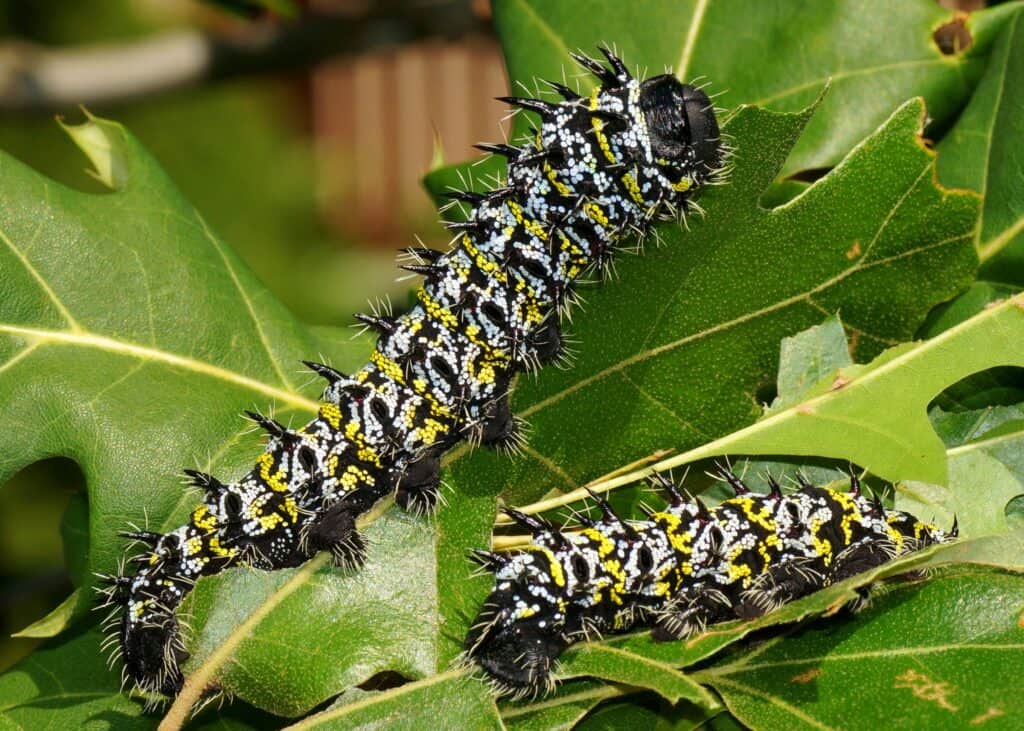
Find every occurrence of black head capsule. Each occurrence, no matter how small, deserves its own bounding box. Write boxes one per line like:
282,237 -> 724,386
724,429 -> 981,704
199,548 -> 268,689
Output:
639,75 -> 722,179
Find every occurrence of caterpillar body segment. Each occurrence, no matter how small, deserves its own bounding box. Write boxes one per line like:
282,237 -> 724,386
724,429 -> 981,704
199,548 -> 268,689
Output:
105,49 -> 725,697
465,468 -> 955,697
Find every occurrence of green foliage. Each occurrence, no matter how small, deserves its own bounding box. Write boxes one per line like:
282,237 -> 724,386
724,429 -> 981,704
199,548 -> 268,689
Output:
2,1 -> 1024,729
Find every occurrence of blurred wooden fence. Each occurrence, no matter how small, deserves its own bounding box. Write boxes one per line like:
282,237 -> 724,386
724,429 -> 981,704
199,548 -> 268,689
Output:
311,37 -> 509,246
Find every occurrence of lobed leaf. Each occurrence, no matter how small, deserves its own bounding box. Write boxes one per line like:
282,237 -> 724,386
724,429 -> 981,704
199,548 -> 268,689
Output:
694,566 -> 1024,731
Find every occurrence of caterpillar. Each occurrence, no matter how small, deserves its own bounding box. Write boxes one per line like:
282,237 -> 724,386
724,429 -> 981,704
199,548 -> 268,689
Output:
95,48 -> 726,697
464,466 -> 956,697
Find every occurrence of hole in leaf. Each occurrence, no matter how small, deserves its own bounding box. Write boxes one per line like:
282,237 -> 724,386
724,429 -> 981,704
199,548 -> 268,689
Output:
753,377 -> 778,407
358,670 -> 410,691
1005,495 -> 1024,531
933,15 -> 973,55
929,366 -> 1024,414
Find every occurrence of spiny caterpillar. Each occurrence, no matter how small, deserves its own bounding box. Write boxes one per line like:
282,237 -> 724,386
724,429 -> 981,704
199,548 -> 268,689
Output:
465,466 -> 956,697
95,48 -> 725,697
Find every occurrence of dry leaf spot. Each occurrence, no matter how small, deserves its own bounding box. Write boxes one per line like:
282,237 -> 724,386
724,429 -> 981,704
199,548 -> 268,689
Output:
790,667 -> 822,684
970,707 -> 1005,725
845,240 -> 862,260
894,668 -> 959,712
830,374 -> 851,391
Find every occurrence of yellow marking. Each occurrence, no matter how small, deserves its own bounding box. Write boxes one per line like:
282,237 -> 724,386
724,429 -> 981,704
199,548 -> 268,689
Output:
886,515 -> 906,553
621,172 -> 646,206
460,235 -> 507,284
256,452 -> 289,493
526,545 -> 566,588
727,545 -> 752,584
581,527 -> 616,557
758,533 -> 780,566
283,497 -> 298,523
371,350 -> 405,384
207,535 -> 236,558
544,161 -> 571,196
728,496 -> 776,532
192,504 -> 217,532
672,177 -> 692,192
585,202 -> 610,228
259,512 -> 284,530
829,489 -> 862,544
508,200 -> 548,241
319,403 -> 342,429
810,518 -> 834,566
656,512 -> 695,555
590,116 -> 618,166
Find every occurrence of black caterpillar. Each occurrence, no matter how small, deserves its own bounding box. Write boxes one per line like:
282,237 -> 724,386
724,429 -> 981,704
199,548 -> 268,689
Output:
465,467 -> 956,697
96,48 -> 725,697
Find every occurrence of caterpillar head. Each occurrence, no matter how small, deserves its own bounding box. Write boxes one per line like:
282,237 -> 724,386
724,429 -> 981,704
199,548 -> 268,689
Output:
464,548 -> 571,696
639,75 -> 723,198
466,519 -> 667,695
119,575 -> 188,697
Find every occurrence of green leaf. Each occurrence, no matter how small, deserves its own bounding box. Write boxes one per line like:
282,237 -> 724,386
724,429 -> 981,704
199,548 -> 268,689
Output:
432,96 -> 980,672
10,590 -> 80,639
181,511 -> 441,717
919,282 -> 1024,411
278,670 -> 502,731
693,566 -> 1024,731
487,0 -> 1016,177
0,625 -> 277,729
937,7 -> 1024,282
770,315 -> 851,409
495,300 -> 1024,715
899,399 -> 1024,540
559,645 -> 719,708
500,680 -> 629,731
0,118 -> 448,718
647,295 -> 1024,491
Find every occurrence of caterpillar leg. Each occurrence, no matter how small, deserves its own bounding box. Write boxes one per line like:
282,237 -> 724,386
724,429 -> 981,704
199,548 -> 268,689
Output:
736,558 -> 826,619
651,587 -> 733,641
395,447 -> 443,515
302,499 -> 368,568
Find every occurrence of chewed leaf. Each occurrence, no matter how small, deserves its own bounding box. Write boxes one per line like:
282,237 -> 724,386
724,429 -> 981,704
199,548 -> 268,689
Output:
695,566 -> 1024,730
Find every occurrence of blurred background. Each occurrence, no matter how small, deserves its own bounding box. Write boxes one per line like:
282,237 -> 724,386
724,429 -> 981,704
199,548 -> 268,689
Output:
0,0 -> 508,672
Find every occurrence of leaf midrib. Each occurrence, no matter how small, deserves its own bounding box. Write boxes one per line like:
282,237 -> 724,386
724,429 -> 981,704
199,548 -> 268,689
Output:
519,221 -> 961,422
0,323 -> 318,412
697,642 -> 1024,678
